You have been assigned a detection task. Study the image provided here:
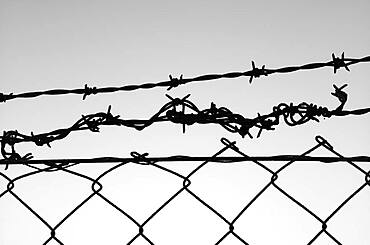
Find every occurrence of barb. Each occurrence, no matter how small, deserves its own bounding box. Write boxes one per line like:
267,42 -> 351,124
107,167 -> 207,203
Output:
1,85 -> 370,162
1,53 -> 369,103
82,84 -> 98,100
249,61 -> 268,83
167,74 -> 184,90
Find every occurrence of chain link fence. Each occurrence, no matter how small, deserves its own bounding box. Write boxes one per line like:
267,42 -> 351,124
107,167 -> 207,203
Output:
1,136 -> 369,245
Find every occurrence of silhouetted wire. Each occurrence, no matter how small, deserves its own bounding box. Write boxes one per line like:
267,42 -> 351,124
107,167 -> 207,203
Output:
0,53 -> 369,103
1,137 -> 369,244
1,84 -> 369,166
2,154 -> 370,168
1,52 -> 370,244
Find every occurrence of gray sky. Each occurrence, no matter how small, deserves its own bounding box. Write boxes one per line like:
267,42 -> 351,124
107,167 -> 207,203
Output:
1,1 -> 370,244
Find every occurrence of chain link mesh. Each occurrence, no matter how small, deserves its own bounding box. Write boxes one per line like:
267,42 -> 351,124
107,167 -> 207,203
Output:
1,136 -> 369,244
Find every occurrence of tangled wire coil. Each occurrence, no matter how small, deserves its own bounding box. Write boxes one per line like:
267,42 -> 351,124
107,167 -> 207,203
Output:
1,84 -> 370,168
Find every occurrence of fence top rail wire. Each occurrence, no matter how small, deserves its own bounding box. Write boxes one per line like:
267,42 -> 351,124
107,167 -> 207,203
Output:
1,136 -> 370,170
2,155 -> 370,167
1,53 -> 369,103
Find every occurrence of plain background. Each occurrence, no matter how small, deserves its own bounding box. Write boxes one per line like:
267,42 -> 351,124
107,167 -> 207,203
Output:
0,1 -> 370,244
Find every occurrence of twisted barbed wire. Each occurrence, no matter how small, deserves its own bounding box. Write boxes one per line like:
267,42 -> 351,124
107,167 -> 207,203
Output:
1,84 -> 370,166
1,136 -> 369,244
0,53 -> 369,103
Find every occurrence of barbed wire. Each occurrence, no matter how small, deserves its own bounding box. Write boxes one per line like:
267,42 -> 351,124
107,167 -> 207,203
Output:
1,84 -> 369,166
0,53 -> 369,103
1,136 -> 369,244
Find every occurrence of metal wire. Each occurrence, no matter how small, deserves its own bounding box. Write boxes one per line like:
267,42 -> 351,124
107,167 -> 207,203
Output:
1,84 -> 369,166
0,53 -> 369,103
2,154 -> 370,168
1,52 -> 370,244
1,136 -> 369,244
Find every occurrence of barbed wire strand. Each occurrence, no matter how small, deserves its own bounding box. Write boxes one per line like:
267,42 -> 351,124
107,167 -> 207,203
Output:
1,84 -> 370,166
0,53 -> 369,103
1,136 -> 369,244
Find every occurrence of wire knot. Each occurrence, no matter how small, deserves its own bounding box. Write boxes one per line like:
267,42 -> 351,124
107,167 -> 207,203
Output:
82,84 -> 98,100
249,61 -> 268,83
104,105 -> 121,125
30,132 -> 50,147
167,74 -> 184,90
331,52 -> 350,74
0,93 -> 13,103
2,153 -> 33,170
165,94 -> 193,133
1,131 -> 33,170
220,138 -> 239,151
130,152 -> 151,165
238,124 -> 254,138
2,130 -> 19,146
81,115 -> 100,132
365,170 -> 370,186
315,135 -> 334,150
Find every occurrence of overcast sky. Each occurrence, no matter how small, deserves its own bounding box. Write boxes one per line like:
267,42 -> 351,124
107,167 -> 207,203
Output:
1,1 -> 370,244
